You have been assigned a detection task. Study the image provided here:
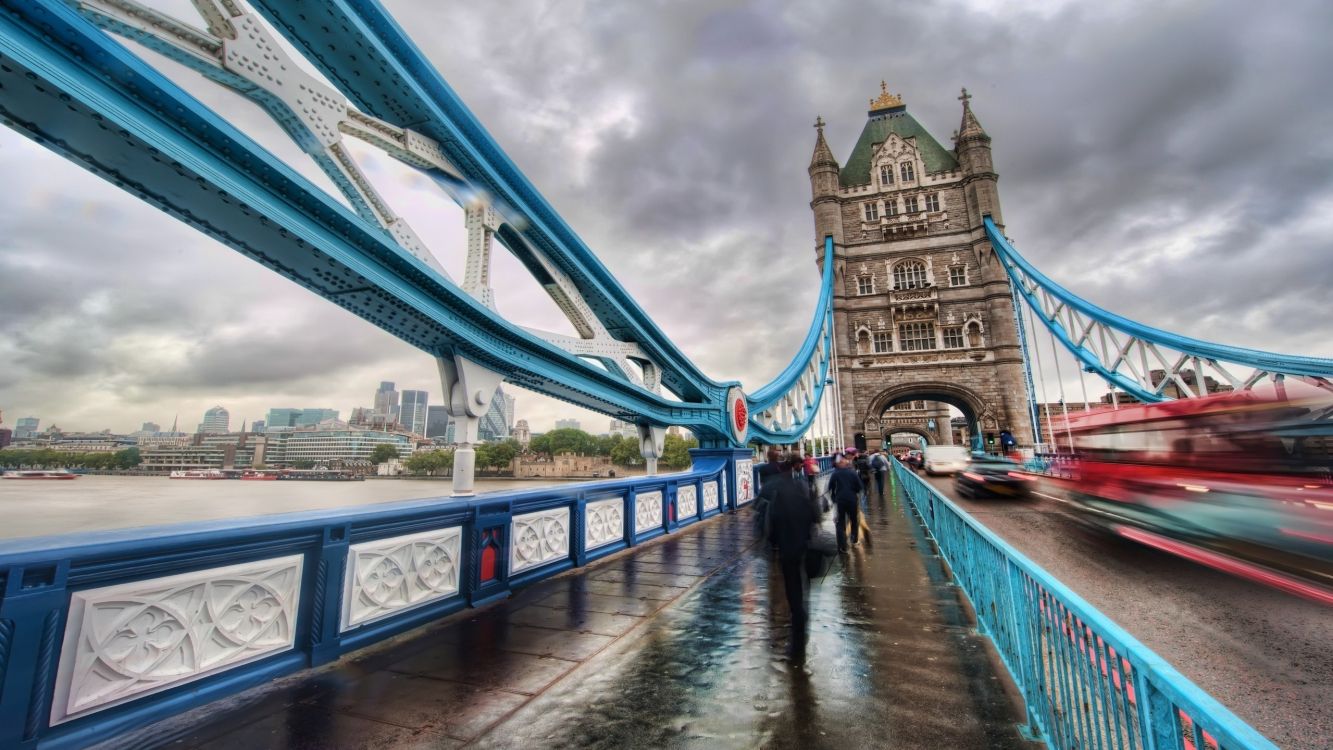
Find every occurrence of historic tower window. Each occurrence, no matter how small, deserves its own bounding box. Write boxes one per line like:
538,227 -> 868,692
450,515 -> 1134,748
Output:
925,193 -> 940,212
949,266 -> 967,286
885,198 -> 898,217
903,196 -> 919,213
880,165 -> 894,186
943,326 -> 966,349
900,162 -> 915,182
864,202 -> 879,221
899,321 -> 936,351
873,332 -> 893,353
856,275 -> 874,295
893,260 -> 928,290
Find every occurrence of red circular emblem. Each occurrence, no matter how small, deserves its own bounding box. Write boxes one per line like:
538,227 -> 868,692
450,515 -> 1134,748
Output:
733,398 -> 748,433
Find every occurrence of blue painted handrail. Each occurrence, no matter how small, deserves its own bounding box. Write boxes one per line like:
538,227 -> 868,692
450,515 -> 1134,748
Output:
0,449 -> 757,749
892,459 -> 1278,750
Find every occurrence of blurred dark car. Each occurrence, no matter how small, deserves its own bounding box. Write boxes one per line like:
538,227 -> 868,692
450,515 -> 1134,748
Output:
954,456 -> 1036,499
902,450 -> 923,470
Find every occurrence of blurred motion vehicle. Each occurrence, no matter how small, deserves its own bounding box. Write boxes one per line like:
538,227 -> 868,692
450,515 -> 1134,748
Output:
903,450 -> 923,471
955,455 -> 1036,499
1057,381 -> 1333,602
924,446 -> 970,476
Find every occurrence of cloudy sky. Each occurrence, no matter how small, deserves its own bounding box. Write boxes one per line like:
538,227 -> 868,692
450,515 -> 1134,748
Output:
2,0 -> 1332,435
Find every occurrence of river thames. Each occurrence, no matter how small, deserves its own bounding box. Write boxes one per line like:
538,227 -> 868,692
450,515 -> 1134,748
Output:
0,475 -> 589,540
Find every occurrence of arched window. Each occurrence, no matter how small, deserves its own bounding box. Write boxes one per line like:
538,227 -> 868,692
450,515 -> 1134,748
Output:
880,165 -> 894,186
893,260 -> 928,290
899,162 -> 915,182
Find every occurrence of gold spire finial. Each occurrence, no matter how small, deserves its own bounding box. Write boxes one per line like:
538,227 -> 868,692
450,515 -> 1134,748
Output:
869,80 -> 903,111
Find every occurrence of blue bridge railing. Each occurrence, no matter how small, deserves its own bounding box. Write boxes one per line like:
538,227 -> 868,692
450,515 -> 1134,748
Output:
0,449 -> 759,749
892,459 -> 1278,750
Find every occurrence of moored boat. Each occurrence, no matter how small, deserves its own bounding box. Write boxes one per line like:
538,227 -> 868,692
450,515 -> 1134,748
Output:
169,469 -> 227,480
2,469 -> 79,480
240,470 -> 280,480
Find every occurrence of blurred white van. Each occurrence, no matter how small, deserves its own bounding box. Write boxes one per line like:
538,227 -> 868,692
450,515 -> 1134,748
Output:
923,446 -> 971,475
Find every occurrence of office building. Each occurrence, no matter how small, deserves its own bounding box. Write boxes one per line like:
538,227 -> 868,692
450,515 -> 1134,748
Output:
478,387 -> 510,442
263,428 -> 413,466
140,421 -> 161,433
250,420 -> 266,433
554,418 -> 581,431
373,381 -> 399,423
14,417 -> 39,439
400,390 -> 429,435
265,408 -> 340,431
197,406 -> 229,434
425,405 -> 451,439
502,393 -> 516,432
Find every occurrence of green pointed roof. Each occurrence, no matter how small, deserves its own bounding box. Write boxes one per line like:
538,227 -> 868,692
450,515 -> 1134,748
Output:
838,108 -> 958,187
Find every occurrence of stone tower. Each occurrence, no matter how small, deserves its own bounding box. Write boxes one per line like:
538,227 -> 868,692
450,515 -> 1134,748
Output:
810,84 -> 1033,450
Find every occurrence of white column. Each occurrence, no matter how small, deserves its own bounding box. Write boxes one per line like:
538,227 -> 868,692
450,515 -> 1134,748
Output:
638,424 -> 665,475
437,353 -> 505,496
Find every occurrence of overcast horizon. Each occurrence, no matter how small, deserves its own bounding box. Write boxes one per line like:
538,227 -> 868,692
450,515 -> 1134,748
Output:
3,0 -> 1332,435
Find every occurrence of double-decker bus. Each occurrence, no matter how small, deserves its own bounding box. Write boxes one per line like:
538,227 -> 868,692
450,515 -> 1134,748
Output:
1055,381 -> 1333,603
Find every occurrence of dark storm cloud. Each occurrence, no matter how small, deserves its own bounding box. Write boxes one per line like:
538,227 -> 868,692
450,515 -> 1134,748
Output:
2,0 -> 1331,430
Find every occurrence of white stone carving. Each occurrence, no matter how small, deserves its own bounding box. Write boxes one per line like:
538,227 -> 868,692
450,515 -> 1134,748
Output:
52,555 -> 303,724
635,490 -> 663,534
341,527 -> 462,631
703,481 -> 720,512
736,460 -> 755,505
677,485 -> 698,519
584,496 -> 625,551
511,507 -> 570,574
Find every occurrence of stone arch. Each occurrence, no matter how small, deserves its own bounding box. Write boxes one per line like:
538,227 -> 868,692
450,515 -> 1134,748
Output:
883,424 -> 932,445
866,381 -> 990,451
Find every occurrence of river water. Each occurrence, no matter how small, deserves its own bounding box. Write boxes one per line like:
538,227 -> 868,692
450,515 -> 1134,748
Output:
0,475 -> 584,541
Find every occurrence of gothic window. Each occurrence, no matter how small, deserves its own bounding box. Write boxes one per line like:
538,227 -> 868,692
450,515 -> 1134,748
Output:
914,400 -> 926,409
893,260 -> 928,290
900,162 -> 915,182
899,321 -> 936,351
949,266 -> 967,286
857,275 -> 874,295
885,198 -> 898,217
925,193 -> 940,212
864,202 -> 879,221
873,332 -> 893,353
943,326 -> 966,349
880,165 -> 894,187
903,196 -> 919,213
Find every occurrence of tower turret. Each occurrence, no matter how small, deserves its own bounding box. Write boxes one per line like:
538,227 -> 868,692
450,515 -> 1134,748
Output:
954,88 -> 1001,226
809,116 -> 843,249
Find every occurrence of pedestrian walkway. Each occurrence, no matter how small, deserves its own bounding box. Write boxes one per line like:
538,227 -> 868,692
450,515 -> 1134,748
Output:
102,482 -> 1036,749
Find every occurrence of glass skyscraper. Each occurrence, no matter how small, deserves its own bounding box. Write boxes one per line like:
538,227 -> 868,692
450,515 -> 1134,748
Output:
400,390 -> 428,435
425,405 -> 451,439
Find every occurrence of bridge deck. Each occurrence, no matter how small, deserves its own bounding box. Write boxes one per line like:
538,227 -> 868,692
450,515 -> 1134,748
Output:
99,484 -> 1035,749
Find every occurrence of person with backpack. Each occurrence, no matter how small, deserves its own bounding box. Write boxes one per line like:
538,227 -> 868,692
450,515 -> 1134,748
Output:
870,449 -> 890,497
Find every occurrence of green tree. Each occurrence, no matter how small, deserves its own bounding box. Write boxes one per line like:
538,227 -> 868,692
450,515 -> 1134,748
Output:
405,449 -> 453,476
528,433 -> 552,456
610,435 -> 642,467
660,434 -> 698,470
115,447 -> 141,469
368,443 -> 401,465
487,440 -> 517,473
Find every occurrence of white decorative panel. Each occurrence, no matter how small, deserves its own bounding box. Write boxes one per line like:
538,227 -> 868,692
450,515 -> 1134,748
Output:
703,481 -> 720,512
677,485 -> 698,519
635,490 -> 663,534
736,459 -> 755,505
511,507 -> 570,574
52,555 -> 303,724
584,496 -> 625,551
341,527 -> 462,631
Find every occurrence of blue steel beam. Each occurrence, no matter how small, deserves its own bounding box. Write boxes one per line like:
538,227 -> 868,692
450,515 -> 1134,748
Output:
985,217 -> 1333,402
0,0 -> 742,440
246,0 -> 725,405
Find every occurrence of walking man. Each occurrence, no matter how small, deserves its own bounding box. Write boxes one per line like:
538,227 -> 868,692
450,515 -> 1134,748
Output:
760,455 -> 820,654
828,454 -> 864,553
870,449 -> 889,497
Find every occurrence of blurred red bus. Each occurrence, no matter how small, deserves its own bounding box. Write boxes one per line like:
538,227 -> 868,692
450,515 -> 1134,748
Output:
1055,381 -> 1333,603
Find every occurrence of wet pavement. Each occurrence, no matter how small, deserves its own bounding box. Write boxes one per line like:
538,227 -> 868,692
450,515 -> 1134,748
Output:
103,481 -> 1036,749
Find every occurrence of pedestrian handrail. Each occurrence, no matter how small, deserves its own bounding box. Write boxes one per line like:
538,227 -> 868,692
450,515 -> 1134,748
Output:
891,459 -> 1278,750
0,449 -> 755,749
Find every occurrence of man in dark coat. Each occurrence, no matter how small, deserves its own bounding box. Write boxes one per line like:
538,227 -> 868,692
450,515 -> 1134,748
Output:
760,457 -> 819,651
828,454 -> 864,552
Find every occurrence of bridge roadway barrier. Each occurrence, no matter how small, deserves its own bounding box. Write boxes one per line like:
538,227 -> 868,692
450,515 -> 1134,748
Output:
891,459 -> 1279,750
0,449 -> 763,749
